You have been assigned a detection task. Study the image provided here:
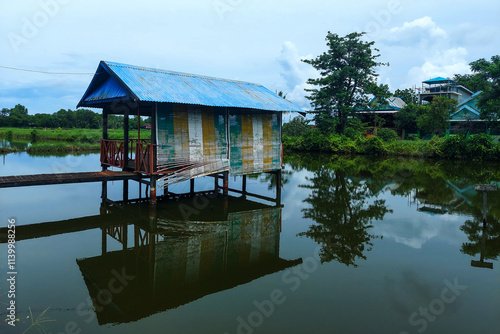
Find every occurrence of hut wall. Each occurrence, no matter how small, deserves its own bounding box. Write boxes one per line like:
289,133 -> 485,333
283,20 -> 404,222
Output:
156,105 -> 281,180
228,109 -> 281,175
157,104 -> 228,176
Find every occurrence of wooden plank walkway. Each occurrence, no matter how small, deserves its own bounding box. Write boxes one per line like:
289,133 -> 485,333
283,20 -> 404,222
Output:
0,171 -> 143,188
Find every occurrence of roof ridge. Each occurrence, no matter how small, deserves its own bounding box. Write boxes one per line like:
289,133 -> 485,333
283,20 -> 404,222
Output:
103,61 -> 262,87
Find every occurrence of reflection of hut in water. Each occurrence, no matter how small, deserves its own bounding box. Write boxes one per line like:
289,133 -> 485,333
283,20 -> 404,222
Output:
76,196 -> 302,325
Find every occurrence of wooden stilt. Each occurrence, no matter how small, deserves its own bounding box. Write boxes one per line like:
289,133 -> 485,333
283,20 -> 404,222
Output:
123,179 -> 129,203
276,170 -> 282,206
190,178 -> 195,196
242,174 -> 247,197
150,176 -> 157,205
223,171 -> 229,196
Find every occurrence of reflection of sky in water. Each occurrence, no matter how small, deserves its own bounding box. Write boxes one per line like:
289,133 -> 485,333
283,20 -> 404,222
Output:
0,154 -> 498,334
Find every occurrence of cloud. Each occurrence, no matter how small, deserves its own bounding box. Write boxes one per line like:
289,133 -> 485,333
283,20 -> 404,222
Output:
406,47 -> 472,86
277,41 -> 317,111
382,16 -> 447,47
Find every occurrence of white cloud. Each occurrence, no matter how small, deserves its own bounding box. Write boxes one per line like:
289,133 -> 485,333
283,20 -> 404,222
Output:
383,16 -> 447,47
406,47 -> 472,86
277,41 -> 317,112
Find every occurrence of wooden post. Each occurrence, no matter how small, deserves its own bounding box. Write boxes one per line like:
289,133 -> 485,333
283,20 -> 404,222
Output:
190,178 -> 195,196
101,227 -> 107,256
101,181 -> 107,204
123,106 -> 129,170
276,170 -> 282,206
150,103 -> 158,205
214,174 -> 219,194
223,171 -> 229,196
123,179 -> 129,203
242,174 -> 247,197
122,223 -> 128,251
102,109 -> 109,171
471,184 -> 497,269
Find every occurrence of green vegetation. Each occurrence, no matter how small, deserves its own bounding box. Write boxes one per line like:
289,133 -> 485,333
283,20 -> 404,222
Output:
27,143 -> 100,155
283,117 -> 500,160
303,31 -> 389,134
0,104 -> 150,129
0,127 -> 150,142
0,127 -> 150,155
394,88 -> 418,104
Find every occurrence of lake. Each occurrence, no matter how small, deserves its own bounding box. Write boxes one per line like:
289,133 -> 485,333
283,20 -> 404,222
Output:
0,151 -> 499,334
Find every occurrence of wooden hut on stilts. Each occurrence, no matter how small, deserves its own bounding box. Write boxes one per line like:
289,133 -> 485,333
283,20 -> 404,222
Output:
77,61 -> 302,204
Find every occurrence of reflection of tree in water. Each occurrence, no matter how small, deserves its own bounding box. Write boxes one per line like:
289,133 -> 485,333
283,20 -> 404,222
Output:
299,167 -> 392,267
248,170 -> 291,190
460,216 -> 500,261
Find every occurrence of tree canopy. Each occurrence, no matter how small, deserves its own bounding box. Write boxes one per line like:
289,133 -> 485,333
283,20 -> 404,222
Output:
0,104 -> 150,130
470,55 -> 500,120
394,88 -> 418,104
303,31 -> 388,134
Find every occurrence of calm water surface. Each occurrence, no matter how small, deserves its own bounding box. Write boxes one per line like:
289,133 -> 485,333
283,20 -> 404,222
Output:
0,152 -> 499,334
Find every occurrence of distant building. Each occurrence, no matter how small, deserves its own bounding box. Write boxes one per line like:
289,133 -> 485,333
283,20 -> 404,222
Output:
356,96 -> 407,128
418,77 -> 474,104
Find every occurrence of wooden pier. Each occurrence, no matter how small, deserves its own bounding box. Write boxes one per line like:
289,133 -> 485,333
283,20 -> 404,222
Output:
0,170 -> 143,188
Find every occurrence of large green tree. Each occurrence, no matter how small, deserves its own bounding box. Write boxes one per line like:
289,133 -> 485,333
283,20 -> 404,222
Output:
394,88 -> 418,104
303,31 -> 388,134
394,103 -> 426,132
417,97 -> 457,135
469,55 -> 500,120
452,73 -> 487,93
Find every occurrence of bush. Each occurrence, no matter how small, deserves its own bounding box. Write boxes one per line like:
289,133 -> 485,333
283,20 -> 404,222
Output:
283,117 -> 310,137
439,135 -> 467,159
6,130 -> 13,141
377,128 -> 398,142
296,128 -> 329,151
30,129 -> 39,143
361,136 -> 387,156
466,133 -> 495,160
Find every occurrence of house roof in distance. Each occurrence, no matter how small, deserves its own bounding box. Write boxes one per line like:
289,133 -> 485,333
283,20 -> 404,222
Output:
423,77 -> 455,84
77,61 -> 303,113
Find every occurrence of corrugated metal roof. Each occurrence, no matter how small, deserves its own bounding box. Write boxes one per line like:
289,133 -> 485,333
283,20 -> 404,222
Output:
386,97 -> 406,109
457,90 -> 482,108
78,61 -> 302,112
423,77 -> 454,84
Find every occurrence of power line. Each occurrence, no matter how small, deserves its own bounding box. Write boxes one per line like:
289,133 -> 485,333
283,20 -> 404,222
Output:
0,65 -> 94,75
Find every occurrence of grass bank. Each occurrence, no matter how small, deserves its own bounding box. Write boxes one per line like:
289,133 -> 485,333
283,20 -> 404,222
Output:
283,129 -> 500,161
26,143 -> 100,155
0,127 -> 150,155
0,127 -> 151,143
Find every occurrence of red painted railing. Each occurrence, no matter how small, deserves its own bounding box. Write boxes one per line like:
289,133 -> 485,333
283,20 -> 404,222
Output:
100,139 -> 125,169
135,141 -> 156,175
100,139 -> 156,175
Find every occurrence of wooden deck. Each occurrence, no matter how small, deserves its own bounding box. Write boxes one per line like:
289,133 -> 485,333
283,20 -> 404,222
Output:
0,171 -> 143,188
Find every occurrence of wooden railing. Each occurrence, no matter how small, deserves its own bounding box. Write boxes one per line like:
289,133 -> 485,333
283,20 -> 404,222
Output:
100,139 -> 155,175
135,141 -> 156,175
100,139 -> 125,169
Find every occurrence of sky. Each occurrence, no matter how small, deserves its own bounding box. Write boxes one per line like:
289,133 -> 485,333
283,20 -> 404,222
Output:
0,0 -> 499,115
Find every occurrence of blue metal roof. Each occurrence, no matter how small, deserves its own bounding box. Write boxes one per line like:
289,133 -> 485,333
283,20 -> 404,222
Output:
77,61 -> 302,112
423,77 -> 454,84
